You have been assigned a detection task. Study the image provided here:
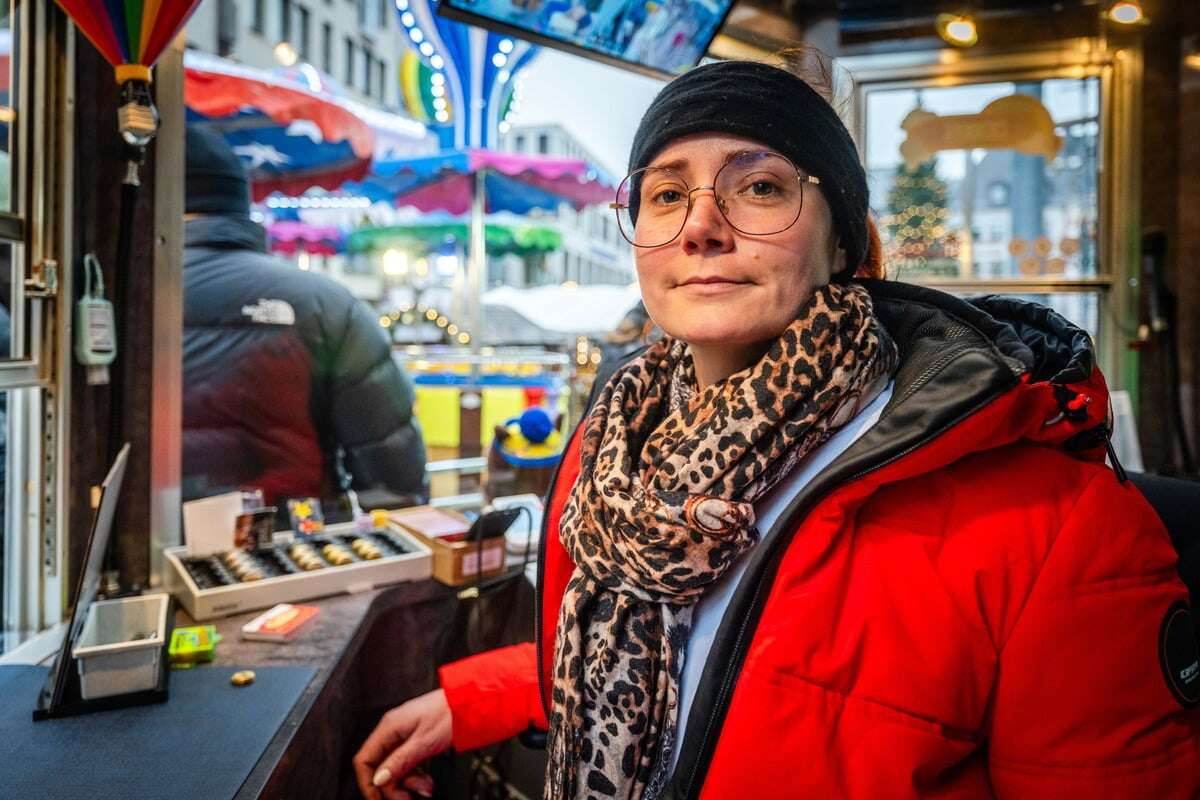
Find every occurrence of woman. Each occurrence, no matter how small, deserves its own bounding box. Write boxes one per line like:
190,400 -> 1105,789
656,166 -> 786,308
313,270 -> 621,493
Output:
355,61 -> 1200,800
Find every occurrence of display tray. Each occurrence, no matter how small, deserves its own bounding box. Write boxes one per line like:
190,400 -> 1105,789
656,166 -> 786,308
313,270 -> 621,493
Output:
164,523 -> 432,620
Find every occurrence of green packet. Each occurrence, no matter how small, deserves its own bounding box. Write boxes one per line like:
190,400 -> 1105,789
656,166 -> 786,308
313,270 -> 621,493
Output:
169,625 -> 222,668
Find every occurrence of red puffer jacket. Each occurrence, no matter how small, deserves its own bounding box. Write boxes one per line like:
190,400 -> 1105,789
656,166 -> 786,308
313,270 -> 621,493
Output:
438,282 -> 1200,798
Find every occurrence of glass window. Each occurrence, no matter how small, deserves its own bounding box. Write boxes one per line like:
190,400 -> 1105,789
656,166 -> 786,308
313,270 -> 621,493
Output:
279,0 -> 292,42
344,38 -> 355,86
321,22 -> 332,74
253,0 -> 266,34
297,5 -> 310,60
0,1 -> 14,216
864,77 -> 1101,284
2,0 -> 59,653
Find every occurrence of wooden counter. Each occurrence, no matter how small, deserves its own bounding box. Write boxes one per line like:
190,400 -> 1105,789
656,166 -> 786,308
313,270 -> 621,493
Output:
192,573 -> 540,799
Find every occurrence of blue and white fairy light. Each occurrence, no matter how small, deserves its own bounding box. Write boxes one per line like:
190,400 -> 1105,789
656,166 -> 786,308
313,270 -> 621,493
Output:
393,0 -> 539,148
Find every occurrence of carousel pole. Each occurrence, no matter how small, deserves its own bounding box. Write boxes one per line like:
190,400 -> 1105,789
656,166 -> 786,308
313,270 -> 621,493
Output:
467,168 -> 486,356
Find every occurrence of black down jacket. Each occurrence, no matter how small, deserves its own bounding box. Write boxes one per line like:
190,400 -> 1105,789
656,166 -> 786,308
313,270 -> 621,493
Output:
182,214 -> 427,508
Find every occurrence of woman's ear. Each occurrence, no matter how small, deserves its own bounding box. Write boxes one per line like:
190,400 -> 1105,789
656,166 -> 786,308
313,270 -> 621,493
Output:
830,242 -> 847,277
855,217 -> 885,280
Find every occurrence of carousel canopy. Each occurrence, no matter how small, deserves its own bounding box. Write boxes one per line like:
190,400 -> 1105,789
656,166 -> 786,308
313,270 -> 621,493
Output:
348,220 -> 562,257
184,52 -> 433,201
345,148 -> 615,215
482,283 -> 641,337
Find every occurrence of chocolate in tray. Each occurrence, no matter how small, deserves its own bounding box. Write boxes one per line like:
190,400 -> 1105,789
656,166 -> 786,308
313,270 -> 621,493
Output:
181,529 -> 413,589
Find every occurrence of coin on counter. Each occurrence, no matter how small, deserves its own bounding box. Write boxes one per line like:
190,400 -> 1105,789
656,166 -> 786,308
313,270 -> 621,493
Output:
230,670 -> 256,687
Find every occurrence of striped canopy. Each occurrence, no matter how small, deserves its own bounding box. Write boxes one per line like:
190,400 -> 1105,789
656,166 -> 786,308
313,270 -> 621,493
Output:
55,0 -> 205,83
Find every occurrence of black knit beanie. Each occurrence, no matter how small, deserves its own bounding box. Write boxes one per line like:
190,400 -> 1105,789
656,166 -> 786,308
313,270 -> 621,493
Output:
185,124 -> 251,216
628,60 -> 869,275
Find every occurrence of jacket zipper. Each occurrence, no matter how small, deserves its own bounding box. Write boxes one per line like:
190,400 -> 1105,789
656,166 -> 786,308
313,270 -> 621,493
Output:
677,389 -> 1010,800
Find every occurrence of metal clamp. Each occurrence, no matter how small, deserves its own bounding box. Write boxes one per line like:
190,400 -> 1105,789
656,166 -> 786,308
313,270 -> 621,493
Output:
25,258 -> 58,298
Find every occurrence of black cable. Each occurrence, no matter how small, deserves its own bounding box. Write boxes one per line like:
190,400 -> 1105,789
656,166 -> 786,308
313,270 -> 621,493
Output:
467,505 -> 537,653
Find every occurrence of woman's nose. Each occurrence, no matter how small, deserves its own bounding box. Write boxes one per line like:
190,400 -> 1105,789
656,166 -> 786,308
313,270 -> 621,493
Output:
680,190 -> 734,254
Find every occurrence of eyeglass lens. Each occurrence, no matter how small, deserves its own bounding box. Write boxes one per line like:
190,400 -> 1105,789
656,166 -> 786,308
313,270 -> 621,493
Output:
615,152 -> 806,248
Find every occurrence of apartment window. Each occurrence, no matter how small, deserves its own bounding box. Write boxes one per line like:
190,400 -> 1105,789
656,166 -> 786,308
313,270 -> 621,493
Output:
537,133 -> 549,154
363,50 -> 373,96
375,59 -> 386,102
378,0 -> 390,29
253,0 -> 266,33
279,0 -> 293,42
297,5 -> 311,60
356,0 -> 368,28
344,38 -> 356,86
321,23 -> 333,73
515,134 -> 525,152
216,0 -> 238,56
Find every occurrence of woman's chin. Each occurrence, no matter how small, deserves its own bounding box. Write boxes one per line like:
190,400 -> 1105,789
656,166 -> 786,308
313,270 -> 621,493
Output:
667,322 -> 775,349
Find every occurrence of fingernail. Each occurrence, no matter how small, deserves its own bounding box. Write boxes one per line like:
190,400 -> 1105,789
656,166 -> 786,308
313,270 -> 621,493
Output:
372,768 -> 392,787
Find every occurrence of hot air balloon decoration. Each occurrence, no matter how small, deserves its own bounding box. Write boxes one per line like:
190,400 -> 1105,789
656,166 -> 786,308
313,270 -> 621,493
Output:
55,0 -> 204,175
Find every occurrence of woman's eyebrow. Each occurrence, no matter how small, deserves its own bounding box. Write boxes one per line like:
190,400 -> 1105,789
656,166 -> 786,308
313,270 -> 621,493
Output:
648,148 -> 766,173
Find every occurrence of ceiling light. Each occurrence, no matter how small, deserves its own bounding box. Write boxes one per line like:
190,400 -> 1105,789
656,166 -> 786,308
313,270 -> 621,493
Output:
936,13 -> 978,47
1106,1 -> 1145,24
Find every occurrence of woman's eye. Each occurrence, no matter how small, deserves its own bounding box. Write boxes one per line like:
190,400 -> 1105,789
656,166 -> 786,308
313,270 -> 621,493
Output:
748,180 -> 778,197
651,189 -> 685,204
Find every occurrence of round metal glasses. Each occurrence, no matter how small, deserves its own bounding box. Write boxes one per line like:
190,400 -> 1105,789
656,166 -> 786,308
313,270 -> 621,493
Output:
611,151 -> 821,248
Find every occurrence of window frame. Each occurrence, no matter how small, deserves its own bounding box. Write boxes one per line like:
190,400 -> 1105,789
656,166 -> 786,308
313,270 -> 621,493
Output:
841,39 -> 1142,390
2,0 -> 69,651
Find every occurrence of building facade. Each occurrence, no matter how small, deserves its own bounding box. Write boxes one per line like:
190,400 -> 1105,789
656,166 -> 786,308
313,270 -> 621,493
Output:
500,122 -> 635,287
186,0 -> 409,111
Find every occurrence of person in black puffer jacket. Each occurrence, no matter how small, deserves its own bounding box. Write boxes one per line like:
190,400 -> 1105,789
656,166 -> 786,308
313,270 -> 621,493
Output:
183,125 -> 427,512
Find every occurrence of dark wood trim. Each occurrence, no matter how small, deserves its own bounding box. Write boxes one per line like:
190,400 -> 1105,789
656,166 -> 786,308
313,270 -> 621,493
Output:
67,34 -> 162,596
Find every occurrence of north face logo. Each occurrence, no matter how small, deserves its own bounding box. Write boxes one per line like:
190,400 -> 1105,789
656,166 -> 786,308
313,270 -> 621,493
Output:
241,299 -> 296,326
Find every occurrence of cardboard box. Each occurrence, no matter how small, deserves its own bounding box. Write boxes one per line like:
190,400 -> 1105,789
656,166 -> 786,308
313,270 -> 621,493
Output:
389,507 -> 507,587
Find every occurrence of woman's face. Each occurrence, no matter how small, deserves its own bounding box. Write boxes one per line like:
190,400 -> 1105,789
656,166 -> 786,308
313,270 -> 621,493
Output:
633,133 -> 842,352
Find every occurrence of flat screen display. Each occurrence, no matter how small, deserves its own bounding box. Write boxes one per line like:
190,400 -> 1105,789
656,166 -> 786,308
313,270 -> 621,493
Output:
437,0 -> 733,78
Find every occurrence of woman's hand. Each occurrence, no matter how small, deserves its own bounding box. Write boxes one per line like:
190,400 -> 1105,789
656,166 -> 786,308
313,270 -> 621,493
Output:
353,688 -> 453,800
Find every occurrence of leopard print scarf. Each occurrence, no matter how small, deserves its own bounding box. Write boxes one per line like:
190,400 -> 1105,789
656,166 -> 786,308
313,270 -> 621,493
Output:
546,283 -> 898,800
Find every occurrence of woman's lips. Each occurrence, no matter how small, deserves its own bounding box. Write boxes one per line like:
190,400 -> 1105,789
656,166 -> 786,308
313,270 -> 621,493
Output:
677,277 -> 751,295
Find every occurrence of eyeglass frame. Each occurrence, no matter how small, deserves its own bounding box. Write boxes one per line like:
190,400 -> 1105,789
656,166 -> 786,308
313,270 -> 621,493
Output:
609,150 -> 822,249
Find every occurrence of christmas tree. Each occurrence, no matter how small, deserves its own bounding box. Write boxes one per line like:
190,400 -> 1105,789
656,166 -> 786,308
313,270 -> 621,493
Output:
882,159 -> 959,278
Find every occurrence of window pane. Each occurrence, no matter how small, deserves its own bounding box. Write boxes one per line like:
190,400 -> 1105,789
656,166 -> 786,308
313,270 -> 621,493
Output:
0,1 -> 15,214
866,77 -> 1101,282
0,241 -> 13,358
1,386 -> 42,654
